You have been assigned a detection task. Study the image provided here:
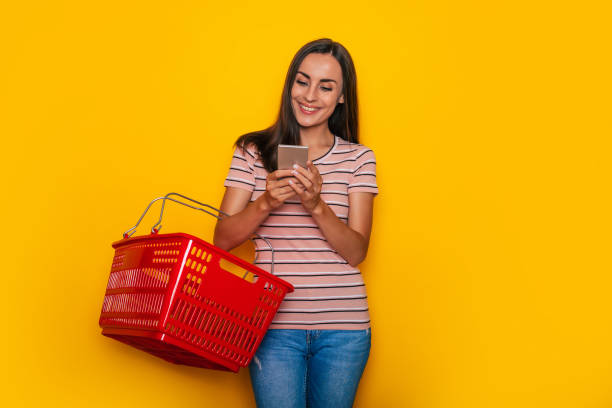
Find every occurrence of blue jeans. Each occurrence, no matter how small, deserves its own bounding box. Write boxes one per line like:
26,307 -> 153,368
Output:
249,329 -> 371,408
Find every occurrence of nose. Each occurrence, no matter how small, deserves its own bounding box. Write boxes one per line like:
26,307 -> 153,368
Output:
304,84 -> 317,103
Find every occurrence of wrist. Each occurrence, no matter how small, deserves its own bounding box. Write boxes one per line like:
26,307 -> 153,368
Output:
309,198 -> 325,217
255,193 -> 272,215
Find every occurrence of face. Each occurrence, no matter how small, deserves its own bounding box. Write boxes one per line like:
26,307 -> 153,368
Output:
290,52 -> 345,130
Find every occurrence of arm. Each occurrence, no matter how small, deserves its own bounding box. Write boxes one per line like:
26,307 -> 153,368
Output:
213,169 -> 298,251
289,162 -> 375,266
213,187 -> 267,251
310,192 -> 374,266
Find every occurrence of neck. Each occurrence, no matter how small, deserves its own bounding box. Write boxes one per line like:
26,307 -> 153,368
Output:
299,124 -> 334,149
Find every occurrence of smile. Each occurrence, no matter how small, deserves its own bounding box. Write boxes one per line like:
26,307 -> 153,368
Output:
298,103 -> 320,114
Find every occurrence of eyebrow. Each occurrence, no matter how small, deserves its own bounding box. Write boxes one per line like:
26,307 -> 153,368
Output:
297,71 -> 337,83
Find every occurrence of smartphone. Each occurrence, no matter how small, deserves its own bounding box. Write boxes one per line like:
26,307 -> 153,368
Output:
277,144 -> 309,170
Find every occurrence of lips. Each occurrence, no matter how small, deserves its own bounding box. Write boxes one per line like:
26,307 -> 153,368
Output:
297,103 -> 320,115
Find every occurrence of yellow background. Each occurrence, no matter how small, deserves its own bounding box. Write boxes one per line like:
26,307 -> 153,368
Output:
2,1 -> 611,407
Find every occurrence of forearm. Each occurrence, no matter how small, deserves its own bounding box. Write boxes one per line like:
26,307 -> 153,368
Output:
310,201 -> 369,267
213,195 -> 271,251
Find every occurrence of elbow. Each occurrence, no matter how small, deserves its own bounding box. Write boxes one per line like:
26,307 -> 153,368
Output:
347,255 -> 365,267
213,237 -> 233,252
346,245 -> 369,267
213,217 -> 249,252
213,237 -> 230,252
347,259 -> 362,268
213,222 -> 231,252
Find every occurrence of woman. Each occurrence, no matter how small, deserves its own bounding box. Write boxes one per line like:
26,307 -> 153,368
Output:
213,38 -> 378,408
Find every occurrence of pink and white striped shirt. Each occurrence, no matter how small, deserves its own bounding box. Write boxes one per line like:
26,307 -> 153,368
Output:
223,135 -> 378,330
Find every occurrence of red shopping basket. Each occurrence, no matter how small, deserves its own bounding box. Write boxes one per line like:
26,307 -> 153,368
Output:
99,193 -> 293,372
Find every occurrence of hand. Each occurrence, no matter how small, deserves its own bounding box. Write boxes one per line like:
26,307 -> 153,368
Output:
288,161 -> 323,213
262,169 -> 300,210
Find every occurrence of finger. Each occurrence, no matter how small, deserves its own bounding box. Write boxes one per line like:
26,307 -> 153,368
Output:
292,163 -> 316,182
276,169 -> 295,179
306,161 -> 321,176
291,169 -> 313,190
288,179 -> 306,196
272,188 -> 299,204
295,162 -> 321,184
269,177 -> 302,190
272,185 -> 297,197
267,169 -> 293,181
306,161 -> 323,186
277,190 -> 298,201
292,163 -> 312,178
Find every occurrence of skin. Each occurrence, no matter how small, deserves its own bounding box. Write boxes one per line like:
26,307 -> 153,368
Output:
214,53 -> 375,267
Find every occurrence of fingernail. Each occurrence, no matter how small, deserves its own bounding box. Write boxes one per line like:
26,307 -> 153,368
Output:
291,170 -> 297,175
289,180 -> 293,184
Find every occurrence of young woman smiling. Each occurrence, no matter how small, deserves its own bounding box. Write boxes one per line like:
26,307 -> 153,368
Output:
214,38 -> 378,408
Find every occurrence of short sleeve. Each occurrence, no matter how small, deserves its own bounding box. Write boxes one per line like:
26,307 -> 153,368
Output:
223,145 -> 256,192
348,147 -> 378,195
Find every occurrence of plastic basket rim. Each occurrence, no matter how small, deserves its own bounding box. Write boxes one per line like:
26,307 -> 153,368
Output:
111,231 -> 294,293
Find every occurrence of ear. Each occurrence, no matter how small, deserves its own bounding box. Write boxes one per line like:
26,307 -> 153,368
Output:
338,94 -> 344,104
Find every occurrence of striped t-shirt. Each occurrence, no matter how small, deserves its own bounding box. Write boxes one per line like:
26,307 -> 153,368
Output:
223,135 -> 378,330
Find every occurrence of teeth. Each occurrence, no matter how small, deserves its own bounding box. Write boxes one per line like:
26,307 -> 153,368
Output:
300,104 -> 317,112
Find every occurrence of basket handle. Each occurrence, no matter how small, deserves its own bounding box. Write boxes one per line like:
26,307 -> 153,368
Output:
122,192 -> 275,274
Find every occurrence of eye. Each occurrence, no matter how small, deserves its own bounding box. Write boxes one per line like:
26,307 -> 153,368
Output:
296,79 -> 308,86
320,86 -> 332,92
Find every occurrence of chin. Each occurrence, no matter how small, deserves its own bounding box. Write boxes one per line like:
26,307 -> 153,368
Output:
295,118 -> 318,128
293,112 -> 326,129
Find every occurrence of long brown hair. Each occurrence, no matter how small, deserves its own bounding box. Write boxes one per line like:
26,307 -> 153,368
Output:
235,38 -> 359,172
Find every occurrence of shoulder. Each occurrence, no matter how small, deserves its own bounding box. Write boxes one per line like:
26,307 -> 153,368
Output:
335,137 -> 373,154
354,144 -> 375,160
232,142 -> 260,162
334,137 -> 375,162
